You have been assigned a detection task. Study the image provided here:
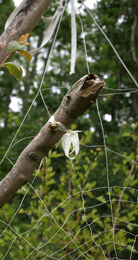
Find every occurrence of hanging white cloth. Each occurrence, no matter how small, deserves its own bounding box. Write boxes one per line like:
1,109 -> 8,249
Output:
5,0 -> 28,30
70,0 -> 77,74
30,1 -> 64,56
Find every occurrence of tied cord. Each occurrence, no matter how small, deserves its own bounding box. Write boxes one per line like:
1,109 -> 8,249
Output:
48,115 -> 81,160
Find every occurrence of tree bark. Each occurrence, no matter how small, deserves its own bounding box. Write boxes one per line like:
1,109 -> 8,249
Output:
0,74 -> 105,207
0,0 -> 53,64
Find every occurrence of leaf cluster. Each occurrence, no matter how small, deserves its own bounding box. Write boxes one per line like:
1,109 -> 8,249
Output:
0,34 -> 32,79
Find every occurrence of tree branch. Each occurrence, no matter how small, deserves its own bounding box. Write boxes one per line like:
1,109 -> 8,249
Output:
0,74 -> 105,207
0,0 -> 53,64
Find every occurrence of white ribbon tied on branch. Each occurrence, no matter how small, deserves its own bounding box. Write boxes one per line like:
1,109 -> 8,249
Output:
48,115 -> 81,160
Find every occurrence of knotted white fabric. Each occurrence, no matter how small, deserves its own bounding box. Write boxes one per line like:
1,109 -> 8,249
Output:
70,0 -> 77,74
48,115 -> 81,160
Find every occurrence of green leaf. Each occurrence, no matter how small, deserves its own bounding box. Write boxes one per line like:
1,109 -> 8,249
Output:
0,62 -> 22,79
7,40 -> 24,52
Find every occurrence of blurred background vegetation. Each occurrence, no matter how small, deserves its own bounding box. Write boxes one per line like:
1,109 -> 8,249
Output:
0,0 -> 138,259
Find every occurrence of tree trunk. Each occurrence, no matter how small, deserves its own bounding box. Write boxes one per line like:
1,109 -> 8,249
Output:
0,74 -> 105,207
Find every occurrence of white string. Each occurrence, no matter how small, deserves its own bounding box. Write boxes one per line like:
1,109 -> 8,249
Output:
27,182 -> 88,260
0,1 -> 67,252
96,99 -> 118,258
0,0 -> 66,166
5,156 -> 14,166
1,166 -> 138,259
99,89 -> 138,96
70,159 -> 108,259
81,0 -> 138,89
107,148 -> 138,164
0,0 -> 138,259
103,87 -> 137,91
130,234 -> 138,260
76,7 -> 138,258
0,159 -> 43,238
77,13 -> 90,74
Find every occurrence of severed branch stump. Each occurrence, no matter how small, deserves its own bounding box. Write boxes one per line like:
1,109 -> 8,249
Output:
0,73 -> 105,207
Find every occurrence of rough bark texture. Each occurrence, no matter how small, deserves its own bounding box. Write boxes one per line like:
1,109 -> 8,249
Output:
0,74 -> 105,207
0,0 -> 53,64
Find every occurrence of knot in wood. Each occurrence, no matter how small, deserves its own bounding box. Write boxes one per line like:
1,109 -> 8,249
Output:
19,175 -> 25,183
49,122 -> 59,131
29,152 -> 37,161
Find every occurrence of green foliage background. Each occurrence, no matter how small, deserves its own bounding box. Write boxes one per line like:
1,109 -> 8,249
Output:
0,0 -> 138,259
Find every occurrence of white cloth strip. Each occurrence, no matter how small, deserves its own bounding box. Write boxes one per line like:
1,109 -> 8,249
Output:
70,0 -> 77,74
30,1 -> 63,56
5,0 -> 28,29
